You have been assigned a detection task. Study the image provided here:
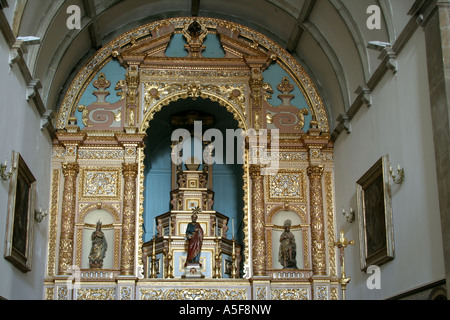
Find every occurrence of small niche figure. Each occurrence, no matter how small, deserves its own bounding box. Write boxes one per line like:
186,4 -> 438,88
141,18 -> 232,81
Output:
185,208 -> 204,266
279,219 -> 298,269
88,220 -> 107,269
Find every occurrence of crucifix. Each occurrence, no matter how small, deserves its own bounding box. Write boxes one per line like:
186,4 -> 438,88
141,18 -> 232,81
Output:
334,230 -> 355,300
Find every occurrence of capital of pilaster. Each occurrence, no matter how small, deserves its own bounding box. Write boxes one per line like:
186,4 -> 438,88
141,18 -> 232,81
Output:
307,165 -> 324,179
62,162 -> 79,177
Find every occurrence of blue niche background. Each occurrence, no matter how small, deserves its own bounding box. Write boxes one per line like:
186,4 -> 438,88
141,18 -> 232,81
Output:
142,98 -> 245,244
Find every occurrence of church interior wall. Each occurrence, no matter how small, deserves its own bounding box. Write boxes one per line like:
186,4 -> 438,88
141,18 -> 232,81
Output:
333,27 -> 445,300
0,30 -> 52,299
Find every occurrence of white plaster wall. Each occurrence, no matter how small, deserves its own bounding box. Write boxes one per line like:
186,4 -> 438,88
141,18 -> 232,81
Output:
333,28 -> 445,300
0,36 -> 52,299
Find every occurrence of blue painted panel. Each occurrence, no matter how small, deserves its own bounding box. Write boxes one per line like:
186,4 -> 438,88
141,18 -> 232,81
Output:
263,63 -> 312,130
74,59 -> 126,129
165,33 -> 225,58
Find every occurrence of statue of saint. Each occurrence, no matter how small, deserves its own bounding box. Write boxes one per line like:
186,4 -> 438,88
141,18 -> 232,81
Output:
185,208 -> 203,266
279,219 -> 298,269
88,220 -> 107,269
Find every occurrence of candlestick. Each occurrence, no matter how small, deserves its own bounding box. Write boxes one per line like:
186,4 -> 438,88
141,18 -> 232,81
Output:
231,237 -> 237,278
232,218 -> 235,238
216,217 -> 218,236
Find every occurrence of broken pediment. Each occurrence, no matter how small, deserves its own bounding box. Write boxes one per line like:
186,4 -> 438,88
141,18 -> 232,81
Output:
113,19 -> 274,68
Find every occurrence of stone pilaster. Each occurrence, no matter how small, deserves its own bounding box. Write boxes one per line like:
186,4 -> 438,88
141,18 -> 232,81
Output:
120,163 -> 139,276
419,0 -> 450,296
58,162 -> 79,275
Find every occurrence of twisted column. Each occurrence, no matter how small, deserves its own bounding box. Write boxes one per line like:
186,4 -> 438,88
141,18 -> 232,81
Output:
120,163 -> 139,276
58,162 -> 79,275
307,165 -> 326,276
249,165 -> 266,276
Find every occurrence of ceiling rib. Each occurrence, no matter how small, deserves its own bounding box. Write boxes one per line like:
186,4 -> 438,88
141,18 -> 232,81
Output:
83,0 -> 102,49
286,0 -> 316,53
191,0 -> 200,17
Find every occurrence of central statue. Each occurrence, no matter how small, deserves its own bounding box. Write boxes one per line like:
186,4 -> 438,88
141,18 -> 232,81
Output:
185,207 -> 204,266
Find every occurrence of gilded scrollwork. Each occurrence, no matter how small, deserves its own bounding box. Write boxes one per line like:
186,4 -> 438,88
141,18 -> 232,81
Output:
58,162 -> 79,275
249,165 -> 267,276
140,288 -> 248,300
307,165 -> 326,276
143,82 -> 247,121
47,169 -> 60,277
266,169 -> 307,203
271,288 -> 309,300
121,163 -> 139,276
325,172 -> 337,278
76,288 -> 116,300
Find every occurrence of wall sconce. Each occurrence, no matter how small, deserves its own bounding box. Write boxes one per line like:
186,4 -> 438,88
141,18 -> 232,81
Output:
342,208 -> 355,223
0,160 -> 16,181
35,207 -> 49,223
389,163 -> 405,184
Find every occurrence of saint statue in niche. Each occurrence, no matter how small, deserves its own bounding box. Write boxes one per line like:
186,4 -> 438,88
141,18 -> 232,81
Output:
185,208 -> 204,266
88,220 -> 108,269
279,219 -> 298,269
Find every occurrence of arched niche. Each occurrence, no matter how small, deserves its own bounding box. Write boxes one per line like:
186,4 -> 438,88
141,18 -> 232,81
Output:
80,209 -> 115,270
267,205 -> 310,272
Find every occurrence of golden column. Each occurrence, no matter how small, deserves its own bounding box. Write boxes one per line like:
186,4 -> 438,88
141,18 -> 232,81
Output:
58,162 -> 79,275
249,164 -> 266,276
307,165 -> 327,276
120,163 -> 139,276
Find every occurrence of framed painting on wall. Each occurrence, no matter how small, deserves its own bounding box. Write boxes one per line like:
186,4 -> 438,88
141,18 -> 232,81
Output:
356,155 -> 394,271
4,151 -> 36,273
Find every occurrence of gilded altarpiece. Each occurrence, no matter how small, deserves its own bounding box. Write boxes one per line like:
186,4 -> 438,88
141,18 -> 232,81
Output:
44,17 -> 339,300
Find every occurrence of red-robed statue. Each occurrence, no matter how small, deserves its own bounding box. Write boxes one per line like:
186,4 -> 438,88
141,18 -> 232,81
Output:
185,209 -> 203,266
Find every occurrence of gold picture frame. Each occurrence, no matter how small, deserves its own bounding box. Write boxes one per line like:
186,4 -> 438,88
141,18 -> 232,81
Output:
4,151 -> 36,272
356,155 -> 394,271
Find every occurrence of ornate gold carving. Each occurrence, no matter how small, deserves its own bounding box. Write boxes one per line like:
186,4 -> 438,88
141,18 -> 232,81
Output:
182,19 -> 208,58
325,172 -> 337,278
143,82 -> 247,126
330,287 -> 338,300
57,17 -> 328,133
307,165 -> 326,276
47,169 -> 60,277
79,169 -> 121,201
78,202 -> 121,223
266,169 -> 307,203
57,287 -> 69,300
120,163 -> 139,276
140,288 -> 248,300
78,149 -> 124,160
315,286 -> 328,300
256,286 -> 267,300
76,288 -> 116,300
271,288 -> 308,300
120,286 -> 133,300
125,66 -> 140,107
249,164 -> 266,276
45,287 -> 54,300
58,162 -> 79,275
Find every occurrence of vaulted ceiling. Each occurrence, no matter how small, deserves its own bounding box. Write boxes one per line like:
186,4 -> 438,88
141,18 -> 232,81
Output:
5,0 -> 417,132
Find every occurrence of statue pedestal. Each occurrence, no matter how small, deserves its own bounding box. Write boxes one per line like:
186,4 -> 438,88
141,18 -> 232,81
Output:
182,263 -> 205,279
